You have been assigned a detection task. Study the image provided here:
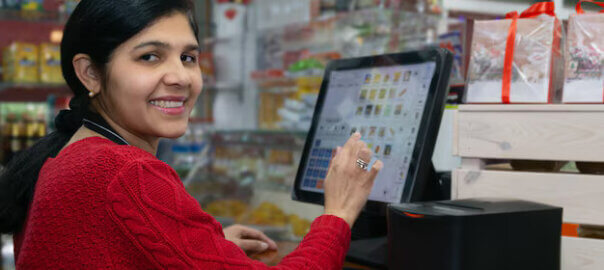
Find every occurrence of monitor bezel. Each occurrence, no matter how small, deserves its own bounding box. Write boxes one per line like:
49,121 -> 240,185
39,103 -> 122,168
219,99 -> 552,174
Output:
292,48 -> 452,208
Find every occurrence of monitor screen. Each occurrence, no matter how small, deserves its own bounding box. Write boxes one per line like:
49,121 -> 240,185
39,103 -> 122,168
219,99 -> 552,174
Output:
298,62 -> 437,203
293,49 -> 452,208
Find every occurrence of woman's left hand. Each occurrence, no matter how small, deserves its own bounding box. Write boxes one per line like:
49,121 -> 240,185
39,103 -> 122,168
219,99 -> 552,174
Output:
223,224 -> 278,255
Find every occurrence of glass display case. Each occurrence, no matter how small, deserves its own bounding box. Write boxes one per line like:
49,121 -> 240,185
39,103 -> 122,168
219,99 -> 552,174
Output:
166,128 -> 317,241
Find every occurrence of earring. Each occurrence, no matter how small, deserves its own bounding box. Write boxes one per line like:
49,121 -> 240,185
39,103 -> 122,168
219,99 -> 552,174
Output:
88,90 -> 95,98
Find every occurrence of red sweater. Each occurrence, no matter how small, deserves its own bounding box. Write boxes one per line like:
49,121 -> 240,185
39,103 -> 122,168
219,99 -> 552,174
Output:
14,137 -> 351,269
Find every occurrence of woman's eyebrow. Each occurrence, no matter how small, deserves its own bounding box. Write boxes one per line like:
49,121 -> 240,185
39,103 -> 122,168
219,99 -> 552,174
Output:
133,41 -> 200,52
184,44 -> 201,52
133,40 -> 170,50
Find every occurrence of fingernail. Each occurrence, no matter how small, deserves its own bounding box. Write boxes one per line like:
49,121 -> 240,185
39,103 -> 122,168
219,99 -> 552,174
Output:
260,242 -> 268,250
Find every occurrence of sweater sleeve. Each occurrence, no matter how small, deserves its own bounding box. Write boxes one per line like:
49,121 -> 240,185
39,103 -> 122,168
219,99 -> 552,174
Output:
106,159 -> 351,270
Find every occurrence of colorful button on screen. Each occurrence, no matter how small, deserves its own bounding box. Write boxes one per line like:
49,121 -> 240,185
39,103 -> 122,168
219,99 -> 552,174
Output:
302,147 -> 335,189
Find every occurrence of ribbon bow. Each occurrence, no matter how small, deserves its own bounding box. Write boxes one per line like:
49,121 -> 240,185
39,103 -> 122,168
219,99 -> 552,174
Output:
501,2 -> 556,103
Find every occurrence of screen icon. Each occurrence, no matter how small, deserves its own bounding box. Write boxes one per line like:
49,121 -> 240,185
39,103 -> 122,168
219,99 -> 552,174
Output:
389,88 -> 396,99
384,145 -> 392,156
394,104 -> 403,115
384,105 -> 392,116
356,106 -> 363,115
394,72 -> 402,82
373,74 -> 382,83
374,105 -> 383,115
369,89 -> 377,100
365,105 -> 373,116
369,126 -> 377,137
398,88 -> 407,97
379,89 -> 387,99
404,71 -> 411,81
360,89 -> 368,100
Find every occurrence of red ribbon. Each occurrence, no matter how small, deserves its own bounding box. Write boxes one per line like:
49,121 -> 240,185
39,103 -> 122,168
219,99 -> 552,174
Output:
576,0 -> 604,14
501,2 -> 556,103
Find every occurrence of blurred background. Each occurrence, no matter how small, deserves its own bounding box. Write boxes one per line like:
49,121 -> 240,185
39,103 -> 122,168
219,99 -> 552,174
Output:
0,0 -> 588,268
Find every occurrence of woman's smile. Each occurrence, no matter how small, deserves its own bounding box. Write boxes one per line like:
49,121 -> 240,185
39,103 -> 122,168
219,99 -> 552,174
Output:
148,96 -> 188,115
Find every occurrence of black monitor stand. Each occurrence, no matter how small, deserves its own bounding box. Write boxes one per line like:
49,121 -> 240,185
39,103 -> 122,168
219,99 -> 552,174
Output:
347,236 -> 388,269
345,163 -> 442,269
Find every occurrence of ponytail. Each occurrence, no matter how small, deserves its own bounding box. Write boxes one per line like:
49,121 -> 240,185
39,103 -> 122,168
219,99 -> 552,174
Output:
0,95 -> 88,234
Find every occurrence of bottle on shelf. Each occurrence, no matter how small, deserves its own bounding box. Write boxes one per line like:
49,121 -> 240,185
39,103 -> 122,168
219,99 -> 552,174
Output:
23,113 -> 36,149
35,113 -> 47,142
9,115 -> 24,161
1,114 -> 17,165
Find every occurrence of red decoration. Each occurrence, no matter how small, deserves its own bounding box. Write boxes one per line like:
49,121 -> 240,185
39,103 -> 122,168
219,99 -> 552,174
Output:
224,8 -> 238,20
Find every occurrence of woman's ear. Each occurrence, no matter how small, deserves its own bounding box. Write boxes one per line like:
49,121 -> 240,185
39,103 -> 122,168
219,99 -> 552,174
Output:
72,54 -> 102,96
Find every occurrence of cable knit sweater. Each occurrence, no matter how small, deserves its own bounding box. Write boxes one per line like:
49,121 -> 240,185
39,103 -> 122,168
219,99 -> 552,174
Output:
13,137 -> 351,269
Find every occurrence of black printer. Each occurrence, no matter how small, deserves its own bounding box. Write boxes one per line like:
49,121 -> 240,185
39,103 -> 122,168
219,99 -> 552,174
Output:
387,198 -> 562,270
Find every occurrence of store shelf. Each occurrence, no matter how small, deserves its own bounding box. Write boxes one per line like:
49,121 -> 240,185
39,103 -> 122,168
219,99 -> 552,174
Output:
454,103 -> 604,270
454,104 -> 604,162
203,82 -> 243,92
213,129 -> 308,137
189,117 -> 214,124
453,169 -> 604,226
0,9 -> 68,23
562,236 -> 604,270
0,83 -> 71,102
211,129 -> 308,149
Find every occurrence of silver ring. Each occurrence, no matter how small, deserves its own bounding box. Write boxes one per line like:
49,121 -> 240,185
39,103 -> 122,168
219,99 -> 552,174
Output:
356,158 -> 369,170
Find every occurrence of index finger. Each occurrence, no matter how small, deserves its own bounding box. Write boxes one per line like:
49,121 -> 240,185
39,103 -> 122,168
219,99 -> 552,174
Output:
341,132 -> 361,153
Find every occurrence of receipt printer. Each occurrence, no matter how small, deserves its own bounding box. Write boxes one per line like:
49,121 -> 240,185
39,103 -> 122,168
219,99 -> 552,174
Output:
387,199 -> 562,270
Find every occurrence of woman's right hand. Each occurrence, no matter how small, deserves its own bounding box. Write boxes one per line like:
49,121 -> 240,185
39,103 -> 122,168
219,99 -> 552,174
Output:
323,132 -> 383,228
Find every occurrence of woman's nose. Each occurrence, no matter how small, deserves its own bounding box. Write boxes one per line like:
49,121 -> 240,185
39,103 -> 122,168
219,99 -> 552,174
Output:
162,57 -> 191,88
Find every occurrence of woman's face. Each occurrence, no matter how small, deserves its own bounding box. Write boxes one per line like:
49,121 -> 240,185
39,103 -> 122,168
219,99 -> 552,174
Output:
96,12 -> 202,140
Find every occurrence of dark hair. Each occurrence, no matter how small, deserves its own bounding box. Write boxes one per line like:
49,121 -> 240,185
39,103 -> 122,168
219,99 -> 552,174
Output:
0,0 -> 199,234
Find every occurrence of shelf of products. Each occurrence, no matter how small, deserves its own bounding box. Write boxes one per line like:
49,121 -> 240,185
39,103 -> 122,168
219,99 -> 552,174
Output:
0,83 -> 70,102
0,0 -> 78,21
249,8 -> 464,132
211,129 -> 307,147
159,126 -> 315,241
0,8 -> 68,23
1,38 -> 69,102
0,102 -> 50,166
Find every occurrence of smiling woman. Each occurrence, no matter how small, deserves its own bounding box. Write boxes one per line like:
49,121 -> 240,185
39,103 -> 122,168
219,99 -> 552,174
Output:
0,0 -> 382,269
71,13 -> 203,153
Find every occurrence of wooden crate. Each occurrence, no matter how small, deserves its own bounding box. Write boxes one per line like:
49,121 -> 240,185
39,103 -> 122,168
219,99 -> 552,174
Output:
453,105 -> 604,270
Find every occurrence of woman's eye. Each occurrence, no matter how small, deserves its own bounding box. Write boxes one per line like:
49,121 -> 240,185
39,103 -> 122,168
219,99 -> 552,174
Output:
181,54 -> 197,63
140,54 -> 159,62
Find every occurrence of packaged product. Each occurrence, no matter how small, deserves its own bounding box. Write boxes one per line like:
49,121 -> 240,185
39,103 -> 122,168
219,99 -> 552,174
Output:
2,47 -> 12,82
39,43 -> 64,84
466,2 -> 563,103
20,0 -> 43,11
562,0 -> 604,103
6,42 -> 39,83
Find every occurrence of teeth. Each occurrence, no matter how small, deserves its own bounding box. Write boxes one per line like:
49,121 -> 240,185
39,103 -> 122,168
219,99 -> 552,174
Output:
150,100 -> 184,108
